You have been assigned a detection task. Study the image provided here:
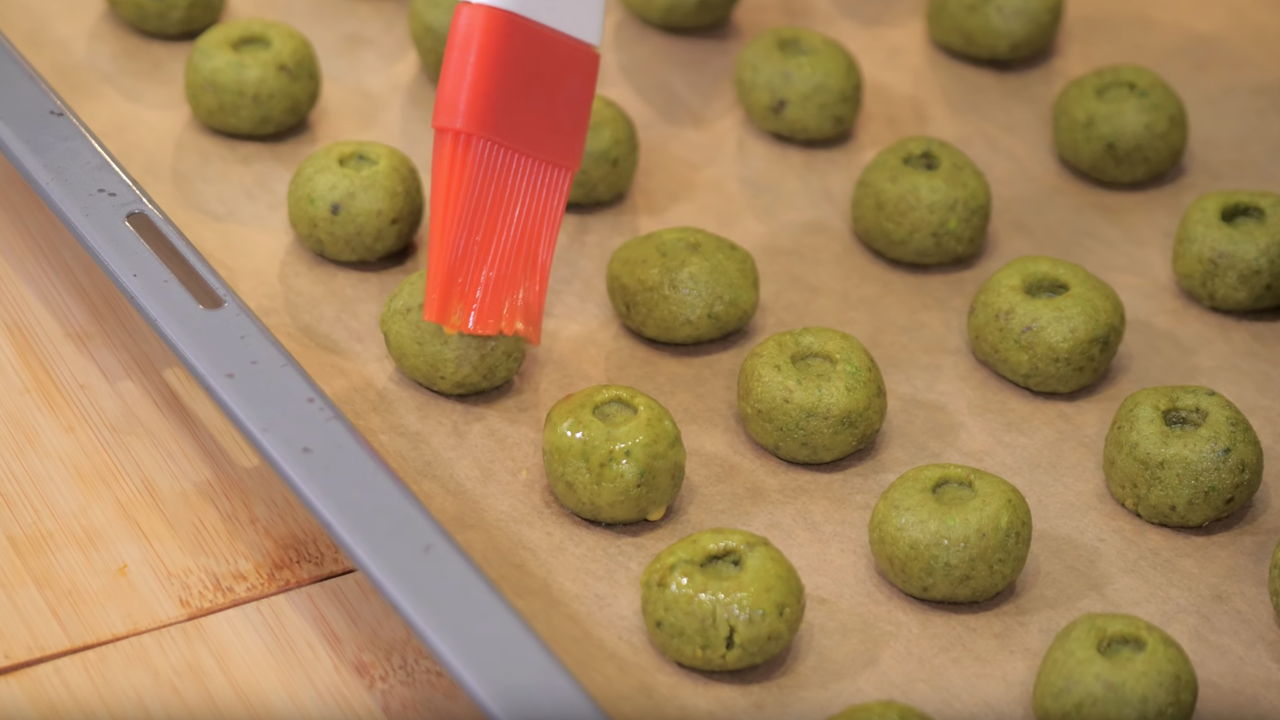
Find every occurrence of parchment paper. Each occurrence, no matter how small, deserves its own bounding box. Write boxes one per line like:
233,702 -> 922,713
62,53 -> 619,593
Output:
3,0 -> 1278,717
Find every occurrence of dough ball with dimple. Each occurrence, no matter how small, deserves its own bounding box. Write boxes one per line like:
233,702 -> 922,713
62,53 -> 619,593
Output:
409,0 -> 457,83
185,18 -> 321,137
641,528 -> 804,672
967,256 -> 1125,394
927,0 -> 1063,63
1103,386 -> 1263,528
738,327 -> 887,465
620,0 -> 738,31
735,27 -> 862,143
852,136 -> 991,266
607,227 -> 758,344
1033,613 -> 1198,720
107,0 -> 224,38
1053,65 -> 1188,186
542,385 -> 684,525
1270,539 -> 1280,622
828,700 -> 935,720
569,96 -> 639,207
379,270 -> 525,396
869,463 -> 1032,603
1173,190 -> 1280,312
288,141 -> 424,263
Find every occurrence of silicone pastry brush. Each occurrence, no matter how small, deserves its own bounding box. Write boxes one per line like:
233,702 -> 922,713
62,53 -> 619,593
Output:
424,0 -> 605,344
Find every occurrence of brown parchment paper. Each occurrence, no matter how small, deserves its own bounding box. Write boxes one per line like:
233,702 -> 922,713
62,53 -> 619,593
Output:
3,0 -> 1279,717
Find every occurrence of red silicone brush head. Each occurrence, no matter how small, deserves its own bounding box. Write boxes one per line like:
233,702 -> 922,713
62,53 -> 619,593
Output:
423,2 -> 600,345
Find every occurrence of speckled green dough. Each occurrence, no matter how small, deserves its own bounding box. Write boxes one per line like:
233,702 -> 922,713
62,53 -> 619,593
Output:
735,27 -> 862,143
542,385 -> 684,524
869,463 -> 1031,603
607,227 -> 758,344
738,327 -> 886,465
1270,540 -> 1280,622
409,0 -> 457,83
1103,386 -> 1263,528
852,136 -> 991,265
1173,190 -> 1280,312
287,141 -> 424,263
619,0 -> 738,31
1053,65 -> 1188,185
185,18 -> 320,137
828,700 -> 935,720
379,270 -> 525,396
641,528 -> 804,671
927,0 -> 1063,62
108,0 -> 223,38
968,256 -> 1125,394
569,96 -> 639,207
1033,613 -> 1198,720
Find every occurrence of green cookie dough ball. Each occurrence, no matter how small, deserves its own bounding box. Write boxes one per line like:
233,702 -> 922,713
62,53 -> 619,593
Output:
1103,386 -> 1263,528
409,0 -> 457,83
607,226 -> 758,344
107,0 -> 223,38
379,270 -> 526,396
641,528 -> 805,671
569,96 -> 639,207
852,136 -> 991,266
185,18 -> 321,137
1270,539 -> 1280,622
828,700 -> 935,720
738,327 -> 887,465
1173,190 -> 1280,312
967,255 -> 1125,394
735,27 -> 862,143
542,385 -> 684,524
869,463 -> 1032,603
1032,613 -> 1198,720
287,141 -> 424,263
620,0 -> 738,32
927,0 -> 1063,63
1053,65 -> 1188,186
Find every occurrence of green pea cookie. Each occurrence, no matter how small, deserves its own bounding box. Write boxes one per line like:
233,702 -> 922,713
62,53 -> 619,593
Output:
968,256 -> 1125,394
1032,613 -> 1198,720
738,327 -> 887,465
107,0 -> 224,38
379,270 -> 525,396
852,136 -> 991,266
1103,386 -> 1263,528
607,226 -> 758,344
641,528 -> 805,672
1173,190 -> 1280,312
927,0 -> 1063,63
619,0 -> 738,32
828,700 -> 935,720
735,27 -> 862,143
287,141 -> 424,263
409,0 -> 457,83
185,18 -> 321,137
1053,65 -> 1188,186
569,96 -> 639,207
1270,539 -> 1280,622
869,463 -> 1032,603
542,385 -> 684,524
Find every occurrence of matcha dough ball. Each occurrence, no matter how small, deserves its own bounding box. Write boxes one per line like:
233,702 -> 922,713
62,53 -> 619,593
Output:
379,270 -> 525,396
828,700 -> 935,720
607,227 -> 758,344
1053,65 -> 1188,186
738,327 -> 887,465
852,136 -> 991,266
968,256 -> 1125,394
641,528 -> 804,671
1103,386 -> 1263,528
869,463 -> 1032,603
1033,613 -> 1198,720
1270,539 -> 1280,622
1173,190 -> 1280,312
735,27 -> 862,143
542,385 -> 684,524
185,18 -> 321,137
927,0 -> 1063,63
107,0 -> 223,38
569,96 -> 639,207
620,0 -> 738,31
288,141 -> 424,263
409,0 -> 457,83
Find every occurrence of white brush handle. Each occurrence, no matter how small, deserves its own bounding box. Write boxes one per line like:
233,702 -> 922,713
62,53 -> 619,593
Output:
464,0 -> 605,47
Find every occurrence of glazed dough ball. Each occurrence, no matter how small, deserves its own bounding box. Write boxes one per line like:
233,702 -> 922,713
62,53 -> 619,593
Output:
107,0 -> 224,38
569,96 -> 639,207
1173,190 -> 1280,312
927,0 -> 1063,63
735,27 -> 862,143
620,0 -> 739,32
828,700 -> 935,720
409,0 -> 457,83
